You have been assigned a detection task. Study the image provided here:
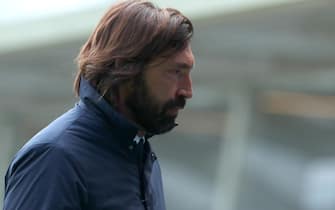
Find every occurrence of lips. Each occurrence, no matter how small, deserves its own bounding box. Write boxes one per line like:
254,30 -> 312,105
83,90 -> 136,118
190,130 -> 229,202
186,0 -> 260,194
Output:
162,97 -> 186,117
166,107 -> 181,116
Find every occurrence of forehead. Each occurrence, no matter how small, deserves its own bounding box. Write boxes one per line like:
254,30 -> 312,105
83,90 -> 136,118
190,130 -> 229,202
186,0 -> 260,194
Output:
148,44 -> 195,69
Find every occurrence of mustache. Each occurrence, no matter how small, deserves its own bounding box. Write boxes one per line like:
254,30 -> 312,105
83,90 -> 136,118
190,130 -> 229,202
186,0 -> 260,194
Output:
162,96 -> 186,113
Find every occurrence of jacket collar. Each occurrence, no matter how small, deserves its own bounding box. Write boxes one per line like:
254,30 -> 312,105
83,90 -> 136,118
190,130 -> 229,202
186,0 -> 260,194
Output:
78,77 -> 149,151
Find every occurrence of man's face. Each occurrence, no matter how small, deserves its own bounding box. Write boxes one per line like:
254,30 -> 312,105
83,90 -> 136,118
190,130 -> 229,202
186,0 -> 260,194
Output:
126,45 -> 194,134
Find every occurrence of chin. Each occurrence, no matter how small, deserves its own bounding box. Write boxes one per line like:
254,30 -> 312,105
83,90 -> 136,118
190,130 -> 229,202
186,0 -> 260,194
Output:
149,122 -> 177,135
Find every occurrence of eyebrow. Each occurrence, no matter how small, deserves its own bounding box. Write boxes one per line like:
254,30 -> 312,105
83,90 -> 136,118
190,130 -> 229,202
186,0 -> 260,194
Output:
174,62 -> 194,70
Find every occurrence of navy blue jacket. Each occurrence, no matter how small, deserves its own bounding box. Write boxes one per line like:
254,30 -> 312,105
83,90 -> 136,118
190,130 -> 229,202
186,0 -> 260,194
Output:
4,78 -> 166,210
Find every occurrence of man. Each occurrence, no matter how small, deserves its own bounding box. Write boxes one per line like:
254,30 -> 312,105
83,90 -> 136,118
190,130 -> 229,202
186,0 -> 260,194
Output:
4,0 -> 194,210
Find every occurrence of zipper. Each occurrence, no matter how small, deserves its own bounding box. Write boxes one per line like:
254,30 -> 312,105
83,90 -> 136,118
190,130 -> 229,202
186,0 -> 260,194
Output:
137,136 -> 148,210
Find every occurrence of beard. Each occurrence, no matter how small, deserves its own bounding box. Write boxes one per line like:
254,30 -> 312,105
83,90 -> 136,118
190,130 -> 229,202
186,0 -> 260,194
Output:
125,75 -> 186,135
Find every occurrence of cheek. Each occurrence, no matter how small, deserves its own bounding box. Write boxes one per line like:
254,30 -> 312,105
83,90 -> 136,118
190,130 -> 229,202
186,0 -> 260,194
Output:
150,79 -> 177,103
144,69 -> 178,103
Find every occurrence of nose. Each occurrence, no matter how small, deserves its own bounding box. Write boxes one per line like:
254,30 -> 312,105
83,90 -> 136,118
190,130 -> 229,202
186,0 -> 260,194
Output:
177,75 -> 193,99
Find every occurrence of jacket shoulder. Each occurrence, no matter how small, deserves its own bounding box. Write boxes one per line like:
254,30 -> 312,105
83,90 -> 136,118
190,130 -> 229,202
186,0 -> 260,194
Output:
4,142 -> 88,210
4,105 -> 89,210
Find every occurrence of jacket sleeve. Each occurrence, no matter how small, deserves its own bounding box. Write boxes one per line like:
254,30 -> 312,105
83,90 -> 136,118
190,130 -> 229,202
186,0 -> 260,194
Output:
4,144 -> 88,210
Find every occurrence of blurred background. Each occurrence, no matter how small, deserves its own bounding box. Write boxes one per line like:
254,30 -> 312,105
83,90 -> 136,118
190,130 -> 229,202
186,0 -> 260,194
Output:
1,0 -> 335,209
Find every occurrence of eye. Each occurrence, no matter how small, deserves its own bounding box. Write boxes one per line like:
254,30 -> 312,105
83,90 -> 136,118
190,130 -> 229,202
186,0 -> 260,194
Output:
168,69 -> 181,76
167,69 -> 185,79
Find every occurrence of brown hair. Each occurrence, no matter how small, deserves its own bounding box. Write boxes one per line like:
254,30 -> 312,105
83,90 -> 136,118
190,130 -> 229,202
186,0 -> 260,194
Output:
74,0 -> 193,103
